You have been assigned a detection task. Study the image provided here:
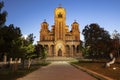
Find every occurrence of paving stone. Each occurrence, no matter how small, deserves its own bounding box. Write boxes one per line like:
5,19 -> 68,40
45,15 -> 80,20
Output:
17,62 -> 97,80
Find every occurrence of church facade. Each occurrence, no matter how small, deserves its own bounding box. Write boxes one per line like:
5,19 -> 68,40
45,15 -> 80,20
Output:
38,6 -> 81,57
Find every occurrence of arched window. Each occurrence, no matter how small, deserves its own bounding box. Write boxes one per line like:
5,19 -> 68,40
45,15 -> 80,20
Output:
58,13 -> 62,18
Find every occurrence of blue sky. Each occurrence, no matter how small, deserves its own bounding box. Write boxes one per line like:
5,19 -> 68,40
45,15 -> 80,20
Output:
2,0 -> 120,44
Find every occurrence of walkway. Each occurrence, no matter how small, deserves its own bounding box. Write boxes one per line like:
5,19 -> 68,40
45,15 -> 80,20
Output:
18,62 -> 97,80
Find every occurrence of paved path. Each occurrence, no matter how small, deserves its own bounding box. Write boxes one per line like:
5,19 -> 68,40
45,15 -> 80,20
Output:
18,62 -> 97,80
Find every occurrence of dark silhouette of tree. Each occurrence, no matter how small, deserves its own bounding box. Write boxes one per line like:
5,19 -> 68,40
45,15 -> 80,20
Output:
20,34 -> 36,69
26,33 -> 34,44
0,1 -> 7,27
0,1 -> 4,12
111,30 -> 120,57
0,24 -> 22,60
34,44 -> 47,60
82,23 -> 111,59
34,44 -> 42,58
0,1 -> 22,60
0,1 -> 38,70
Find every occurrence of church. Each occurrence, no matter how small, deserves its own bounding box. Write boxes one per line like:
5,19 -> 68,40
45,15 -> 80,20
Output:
38,5 -> 81,57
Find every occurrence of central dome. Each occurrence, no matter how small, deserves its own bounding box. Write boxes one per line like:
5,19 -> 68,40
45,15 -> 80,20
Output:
54,5 -> 66,17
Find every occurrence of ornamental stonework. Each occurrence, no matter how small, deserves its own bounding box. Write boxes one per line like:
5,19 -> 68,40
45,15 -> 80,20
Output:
38,6 -> 81,57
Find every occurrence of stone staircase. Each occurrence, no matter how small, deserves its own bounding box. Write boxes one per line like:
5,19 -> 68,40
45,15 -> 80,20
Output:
46,57 -> 78,62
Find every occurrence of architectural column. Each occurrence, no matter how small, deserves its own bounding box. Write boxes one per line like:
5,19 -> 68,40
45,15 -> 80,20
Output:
58,22 -> 59,39
70,45 -> 73,57
52,45 -> 54,57
68,45 -> 70,57
50,45 -> 54,57
48,45 -> 51,57
75,45 -> 77,56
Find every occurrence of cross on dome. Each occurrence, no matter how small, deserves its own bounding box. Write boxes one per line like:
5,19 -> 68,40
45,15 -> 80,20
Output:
58,4 -> 62,7
44,19 -> 46,22
74,20 -> 76,22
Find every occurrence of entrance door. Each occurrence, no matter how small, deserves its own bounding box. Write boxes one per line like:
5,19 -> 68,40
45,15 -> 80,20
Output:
58,49 -> 62,56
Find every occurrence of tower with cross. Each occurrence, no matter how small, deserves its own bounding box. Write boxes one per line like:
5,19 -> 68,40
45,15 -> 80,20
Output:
38,5 -> 81,57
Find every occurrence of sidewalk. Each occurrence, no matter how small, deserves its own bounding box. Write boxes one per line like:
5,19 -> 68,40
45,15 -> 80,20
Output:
17,62 -> 97,80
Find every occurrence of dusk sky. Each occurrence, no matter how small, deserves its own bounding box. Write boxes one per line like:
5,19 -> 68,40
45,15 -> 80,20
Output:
2,0 -> 120,44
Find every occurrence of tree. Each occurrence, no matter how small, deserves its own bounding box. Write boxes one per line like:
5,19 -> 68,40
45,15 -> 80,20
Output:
24,44 -> 35,69
77,41 -> 89,57
0,23 -> 22,71
0,24 -> 22,60
34,44 -> 47,60
0,1 -> 8,60
0,1 -> 37,70
34,44 -> 42,58
111,30 -> 120,57
0,1 -> 4,12
41,47 -> 47,60
82,23 -> 111,59
0,1 -> 7,27
26,33 -> 34,44
21,34 -> 36,69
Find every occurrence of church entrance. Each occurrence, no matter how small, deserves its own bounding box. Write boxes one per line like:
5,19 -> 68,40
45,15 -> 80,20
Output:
58,49 -> 62,56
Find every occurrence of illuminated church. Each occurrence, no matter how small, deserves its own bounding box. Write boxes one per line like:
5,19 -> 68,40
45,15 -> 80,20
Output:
38,6 -> 81,57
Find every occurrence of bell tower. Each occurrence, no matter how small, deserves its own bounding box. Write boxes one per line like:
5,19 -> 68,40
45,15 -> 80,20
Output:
54,5 -> 66,41
38,5 -> 81,57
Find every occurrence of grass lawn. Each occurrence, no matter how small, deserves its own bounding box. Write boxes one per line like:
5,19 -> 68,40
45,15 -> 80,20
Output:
72,61 -> 120,80
0,62 -> 50,80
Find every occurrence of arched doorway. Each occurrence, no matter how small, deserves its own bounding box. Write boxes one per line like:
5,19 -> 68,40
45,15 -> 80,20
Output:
77,45 -> 80,53
54,40 -> 65,57
58,49 -> 62,56
71,45 -> 75,56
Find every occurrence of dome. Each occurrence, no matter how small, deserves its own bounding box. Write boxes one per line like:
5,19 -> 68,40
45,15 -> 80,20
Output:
72,21 -> 79,25
41,19 -> 49,30
72,20 -> 79,27
42,20 -> 48,25
41,19 -> 49,26
57,4 -> 65,9
54,5 -> 66,16
42,21 -> 48,24
55,7 -> 65,11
